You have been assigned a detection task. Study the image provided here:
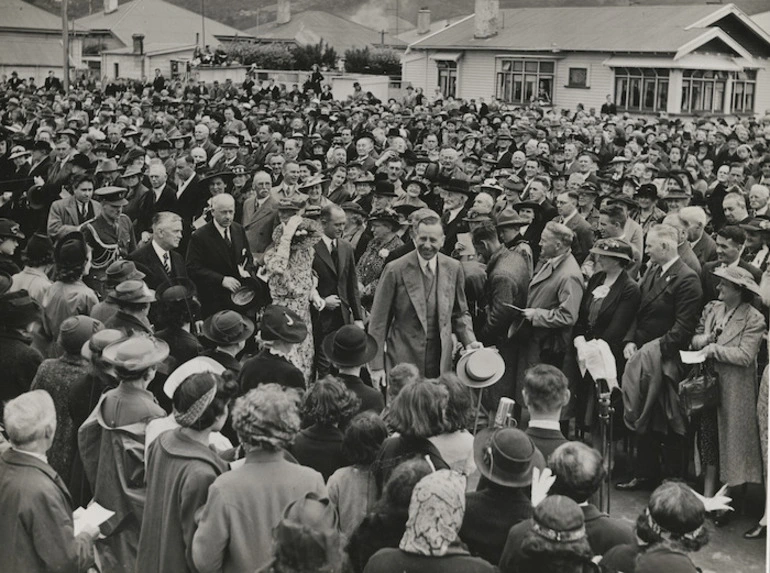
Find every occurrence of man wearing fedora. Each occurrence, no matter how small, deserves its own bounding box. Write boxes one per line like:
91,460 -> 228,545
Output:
369,213 -> 481,383
323,325 -> 384,414
461,427 -> 544,565
200,310 -> 255,374
313,204 -> 364,378
47,173 -> 102,241
240,304 -> 306,392
187,194 -> 256,318
104,280 -> 155,335
129,212 -> 188,290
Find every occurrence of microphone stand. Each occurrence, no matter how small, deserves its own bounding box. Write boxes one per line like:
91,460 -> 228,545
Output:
596,378 -> 614,514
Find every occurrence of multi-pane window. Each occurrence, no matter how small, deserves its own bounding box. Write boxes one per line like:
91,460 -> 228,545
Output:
614,67 -> 669,112
436,61 -> 457,98
681,69 -> 727,113
496,59 -> 555,104
732,70 -> 756,113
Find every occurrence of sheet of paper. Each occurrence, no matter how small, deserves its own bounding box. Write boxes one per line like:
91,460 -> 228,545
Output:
73,503 -> 114,536
502,302 -> 525,312
680,349 -> 707,364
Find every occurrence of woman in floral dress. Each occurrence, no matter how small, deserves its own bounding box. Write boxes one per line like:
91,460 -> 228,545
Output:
356,209 -> 403,310
263,216 -> 323,384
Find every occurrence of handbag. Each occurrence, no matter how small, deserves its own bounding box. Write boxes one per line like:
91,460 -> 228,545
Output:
678,360 -> 720,417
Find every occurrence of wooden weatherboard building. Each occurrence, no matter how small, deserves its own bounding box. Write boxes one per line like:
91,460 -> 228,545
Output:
402,2 -> 770,116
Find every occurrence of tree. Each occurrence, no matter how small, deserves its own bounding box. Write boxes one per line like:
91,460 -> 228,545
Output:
222,42 -> 295,69
344,47 -> 401,75
291,41 -> 337,71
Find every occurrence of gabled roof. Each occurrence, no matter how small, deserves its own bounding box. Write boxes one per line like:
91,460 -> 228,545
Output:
76,0 -> 252,49
1,0 -> 86,32
245,10 -> 406,53
409,4 -> 741,53
751,10 -> 770,35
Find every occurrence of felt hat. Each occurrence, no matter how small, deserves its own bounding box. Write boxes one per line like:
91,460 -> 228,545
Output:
105,260 -> 145,287
201,170 -> 234,187
54,231 -> 88,267
473,427 -> 545,488
456,348 -> 506,389
58,315 -> 103,355
589,238 -> 633,262
121,164 -> 143,179
22,233 -> 53,261
496,208 -> 529,228
277,198 -> 304,212
0,290 -> 42,328
368,208 -> 401,230
437,178 -> 472,196
635,183 -> 658,200
341,201 -> 367,217
156,277 -> 197,302
0,218 -> 24,240
102,334 -> 170,372
322,325 -> 378,367
373,180 -> 397,197
298,174 -> 327,191
111,280 -> 156,304
260,304 -> 308,343
81,328 -> 125,361
203,310 -> 255,345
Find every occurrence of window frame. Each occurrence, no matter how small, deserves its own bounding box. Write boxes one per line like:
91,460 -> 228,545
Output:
496,58 -> 555,105
613,67 -> 669,113
566,66 -> 589,89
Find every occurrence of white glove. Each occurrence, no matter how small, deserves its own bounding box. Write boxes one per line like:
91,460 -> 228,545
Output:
531,467 -> 556,507
691,484 -> 733,513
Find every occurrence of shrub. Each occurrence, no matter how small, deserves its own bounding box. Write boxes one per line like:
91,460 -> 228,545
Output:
344,47 -> 401,75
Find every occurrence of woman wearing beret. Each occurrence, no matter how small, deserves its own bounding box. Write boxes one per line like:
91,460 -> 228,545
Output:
690,266 -> 765,518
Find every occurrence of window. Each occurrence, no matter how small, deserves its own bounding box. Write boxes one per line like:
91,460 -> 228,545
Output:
732,70 -> 756,113
681,69 -> 727,113
496,59 -> 555,105
567,67 -> 588,88
113,62 -> 119,79
613,67 -> 668,112
436,60 -> 457,99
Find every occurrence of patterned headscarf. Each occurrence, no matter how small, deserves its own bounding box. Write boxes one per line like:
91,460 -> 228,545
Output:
399,469 -> 466,556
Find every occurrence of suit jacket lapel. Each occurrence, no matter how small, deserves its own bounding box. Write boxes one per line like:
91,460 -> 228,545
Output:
641,260 -> 679,310
66,198 -> 80,223
403,253 -> 428,332
436,255 -> 451,326
315,241 -> 338,276
531,257 -> 556,287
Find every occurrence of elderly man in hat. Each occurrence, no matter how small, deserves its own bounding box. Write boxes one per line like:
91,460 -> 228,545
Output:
0,390 -> 100,573
517,221 -> 584,412
187,193 -> 256,318
81,186 -> 137,296
95,158 -> 121,188
210,134 -> 241,172
78,333 -> 169,573
47,173 -> 102,241
240,304 -> 307,392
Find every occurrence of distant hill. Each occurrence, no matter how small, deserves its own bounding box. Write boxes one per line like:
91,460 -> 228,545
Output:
25,0 -> 770,33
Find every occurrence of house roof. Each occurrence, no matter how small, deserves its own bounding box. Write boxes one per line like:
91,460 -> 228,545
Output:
397,15 -> 471,46
103,43 -> 197,56
409,5 -> 732,53
1,0 -> 86,32
0,36 -> 66,67
752,10 -> 770,34
76,0 -> 252,49
245,10 -> 406,53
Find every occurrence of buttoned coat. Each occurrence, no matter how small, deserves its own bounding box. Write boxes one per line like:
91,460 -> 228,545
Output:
242,194 -> 279,260
0,449 -> 94,573
186,221 -> 254,317
47,195 -> 102,240
128,242 -> 188,290
312,237 -> 363,327
368,251 -> 475,375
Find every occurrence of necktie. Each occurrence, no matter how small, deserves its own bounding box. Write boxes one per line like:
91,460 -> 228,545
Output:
224,228 -> 232,247
162,252 -> 171,275
79,203 -> 87,223
424,261 -> 434,281
331,239 -> 339,267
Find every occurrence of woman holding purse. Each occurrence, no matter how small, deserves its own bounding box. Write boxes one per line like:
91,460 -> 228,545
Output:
690,266 -> 765,522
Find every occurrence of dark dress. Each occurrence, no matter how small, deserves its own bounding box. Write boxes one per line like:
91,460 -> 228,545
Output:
290,424 -> 346,481
239,349 -> 305,393
373,435 -> 449,494
0,329 -> 43,411
338,373 -> 385,415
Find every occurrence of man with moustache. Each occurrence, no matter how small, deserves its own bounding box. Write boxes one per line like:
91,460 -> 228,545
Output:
242,170 -> 279,263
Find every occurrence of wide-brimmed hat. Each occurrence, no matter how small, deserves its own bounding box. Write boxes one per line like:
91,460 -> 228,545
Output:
95,158 -> 120,173
156,277 -> 197,302
201,170 -> 234,187
404,179 -> 428,196
112,280 -> 156,304
95,186 -> 129,206
298,174 -> 327,191
54,231 -> 89,267
81,328 -> 126,361
163,356 -> 225,399
635,183 -> 658,200
8,146 -> 30,160
0,290 -> 41,328
456,348 -> 506,388
341,201 -> 367,217
260,304 -> 308,343
473,427 -> 545,488
368,208 -> 401,230
373,180 -> 397,197
58,315 -> 103,354
511,201 -> 541,213
664,190 -> 690,201
102,334 -> 170,372
105,260 -> 145,287
322,325 -> 378,367
437,178 -> 472,196
121,165 -> 143,179
203,310 -> 255,345
589,238 -> 633,263
0,218 -> 24,240
712,265 -> 761,295
496,208 -> 529,228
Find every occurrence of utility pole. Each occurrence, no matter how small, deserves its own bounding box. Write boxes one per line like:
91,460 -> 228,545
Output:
62,0 -> 69,92
201,0 -> 206,48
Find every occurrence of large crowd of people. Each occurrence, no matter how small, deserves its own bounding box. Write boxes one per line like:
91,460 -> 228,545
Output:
0,67 -> 768,573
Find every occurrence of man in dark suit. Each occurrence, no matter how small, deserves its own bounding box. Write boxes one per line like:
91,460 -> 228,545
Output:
0,391 -> 99,573
128,212 -> 187,290
521,364 -> 569,457
527,175 -> 558,223
186,194 -> 255,318
312,204 -> 364,377
619,224 -> 702,490
679,206 -> 717,266
437,178 -> 470,255
701,225 -> 760,302
251,125 -> 280,168
242,170 -> 278,263
556,190 -> 595,264
136,161 -> 178,238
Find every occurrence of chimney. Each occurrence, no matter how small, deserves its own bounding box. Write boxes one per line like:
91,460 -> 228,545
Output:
276,0 -> 291,25
132,33 -> 144,55
104,0 -> 118,14
474,0 -> 499,39
417,8 -> 431,35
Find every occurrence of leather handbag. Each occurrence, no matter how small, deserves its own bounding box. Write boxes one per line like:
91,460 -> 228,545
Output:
678,360 -> 720,417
